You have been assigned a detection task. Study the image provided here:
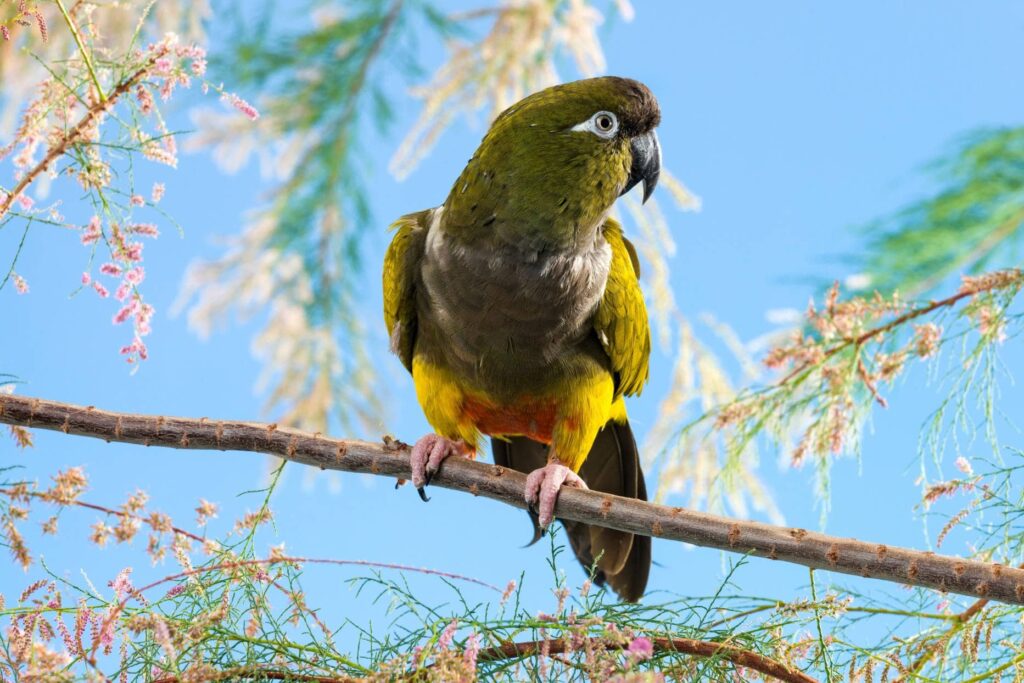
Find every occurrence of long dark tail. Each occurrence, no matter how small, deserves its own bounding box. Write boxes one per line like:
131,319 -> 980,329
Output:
491,419 -> 651,602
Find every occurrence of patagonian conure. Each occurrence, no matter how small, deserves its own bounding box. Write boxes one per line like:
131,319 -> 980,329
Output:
383,76 -> 660,602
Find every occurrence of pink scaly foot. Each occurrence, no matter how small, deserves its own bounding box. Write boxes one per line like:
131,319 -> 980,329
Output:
410,434 -> 471,501
524,462 -> 589,529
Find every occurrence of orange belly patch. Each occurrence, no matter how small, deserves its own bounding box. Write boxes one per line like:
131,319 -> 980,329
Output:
462,394 -> 558,443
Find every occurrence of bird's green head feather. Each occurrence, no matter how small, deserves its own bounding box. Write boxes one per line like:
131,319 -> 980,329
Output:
443,76 -> 661,248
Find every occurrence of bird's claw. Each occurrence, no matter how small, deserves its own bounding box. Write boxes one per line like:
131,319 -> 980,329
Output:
524,462 -> 588,529
409,433 -> 470,501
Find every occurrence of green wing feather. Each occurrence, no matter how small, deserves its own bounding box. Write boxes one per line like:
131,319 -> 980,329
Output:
383,211 -> 429,372
594,219 -> 651,398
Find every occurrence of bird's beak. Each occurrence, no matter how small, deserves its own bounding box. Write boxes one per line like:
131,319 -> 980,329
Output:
621,130 -> 661,203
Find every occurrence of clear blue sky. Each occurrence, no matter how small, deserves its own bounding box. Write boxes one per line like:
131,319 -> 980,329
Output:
3,0 -> 1024,647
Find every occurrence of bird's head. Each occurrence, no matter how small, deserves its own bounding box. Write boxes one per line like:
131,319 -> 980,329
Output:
443,76 -> 662,248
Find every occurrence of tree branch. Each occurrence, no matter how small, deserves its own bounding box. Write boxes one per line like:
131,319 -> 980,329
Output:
3,394 -> 1023,606
0,51 -> 162,218
475,636 -> 818,683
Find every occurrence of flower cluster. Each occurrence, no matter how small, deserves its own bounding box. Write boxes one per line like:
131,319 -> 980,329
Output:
1,17 -> 257,364
0,1 -> 47,43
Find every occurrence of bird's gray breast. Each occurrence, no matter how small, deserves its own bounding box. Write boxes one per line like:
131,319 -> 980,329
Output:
419,209 -> 611,391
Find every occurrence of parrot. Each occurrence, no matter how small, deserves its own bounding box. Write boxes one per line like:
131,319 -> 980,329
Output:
383,76 -> 660,602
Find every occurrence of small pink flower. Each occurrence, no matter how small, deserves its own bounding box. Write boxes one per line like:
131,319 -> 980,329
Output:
438,620 -> 458,650
221,92 -> 260,121
120,337 -> 148,361
151,183 -> 165,203
13,273 -> 29,294
463,633 -> 480,670
81,216 -> 102,244
936,599 -> 950,612
124,243 -> 143,261
92,281 -> 109,298
154,57 -> 173,72
100,263 -> 122,277
164,585 -> 185,598
500,579 -> 517,605
114,282 -> 131,302
130,195 -> 145,207
113,300 -> 138,324
16,194 -> 33,210
191,58 -> 207,75
955,457 -> 973,476
129,223 -> 159,238
81,272 -> 91,285
136,85 -> 154,114
109,567 -> 134,600
125,267 -> 145,285
628,636 -> 654,661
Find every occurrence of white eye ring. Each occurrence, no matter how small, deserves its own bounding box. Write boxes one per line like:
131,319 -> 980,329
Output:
572,110 -> 619,139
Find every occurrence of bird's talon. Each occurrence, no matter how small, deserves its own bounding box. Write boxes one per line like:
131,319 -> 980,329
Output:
417,487 -> 431,503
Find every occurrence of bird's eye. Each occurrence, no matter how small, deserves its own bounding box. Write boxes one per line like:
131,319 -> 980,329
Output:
571,110 -> 619,138
595,113 -> 616,133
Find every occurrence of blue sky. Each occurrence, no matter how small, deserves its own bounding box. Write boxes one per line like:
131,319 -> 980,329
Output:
3,0 -> 1024,652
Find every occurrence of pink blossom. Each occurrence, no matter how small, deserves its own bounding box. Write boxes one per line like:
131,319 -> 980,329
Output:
627,636 -> 654,660
120,337 -> 148,362
955,456 -> 973,476
81,216 -> 102,244
142,139 -> 177,167
221,92 -> 260,121
500,579 -> 517,605
124,242 -> 143,261
159,77 -> 176,101
113,303 -> 136,324
463,633 -> 480,670
81,272 -> 91,285
16,194 -> 33,210
135,85 -> 154,114
130,195 -> 145,207
13,273 -> 29,294
125,266 -> 145,285
114,282 -> 131,302
129,223 -> 160,238
154,57 -> 173,72
438,620 -> 458,650
92,281 -> 109,298
191,58 -> 208,76
100,263 -> 122,277
109,567 -> 134,600
135,303 -> 154,335
151,183 -> 165,203
164,585 -> 185,598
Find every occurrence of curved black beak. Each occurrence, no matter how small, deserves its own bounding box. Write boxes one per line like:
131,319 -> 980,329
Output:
621,130 -> 661,203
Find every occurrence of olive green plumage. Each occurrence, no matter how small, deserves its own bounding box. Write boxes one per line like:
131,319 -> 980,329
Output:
383,76 -> 661,601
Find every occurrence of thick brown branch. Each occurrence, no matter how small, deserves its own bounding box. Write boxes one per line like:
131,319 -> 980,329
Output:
3,394 -> 1024,605
476,636 -> 817,683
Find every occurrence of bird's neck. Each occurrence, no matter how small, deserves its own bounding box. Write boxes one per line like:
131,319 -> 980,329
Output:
443,178 -> 609,253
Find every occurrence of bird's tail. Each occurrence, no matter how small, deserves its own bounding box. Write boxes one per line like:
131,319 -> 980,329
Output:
491,419 -> 651,602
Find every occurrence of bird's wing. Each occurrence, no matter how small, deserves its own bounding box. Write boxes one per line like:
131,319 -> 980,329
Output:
383,210 -> 430,372
593,218 -> 651,398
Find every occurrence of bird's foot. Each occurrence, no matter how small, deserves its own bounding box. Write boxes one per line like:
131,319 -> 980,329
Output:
410,434 -> 471,501
524,462 -> 588,529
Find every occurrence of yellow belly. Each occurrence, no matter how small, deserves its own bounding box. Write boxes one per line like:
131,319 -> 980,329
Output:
411,355 -> 625,472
